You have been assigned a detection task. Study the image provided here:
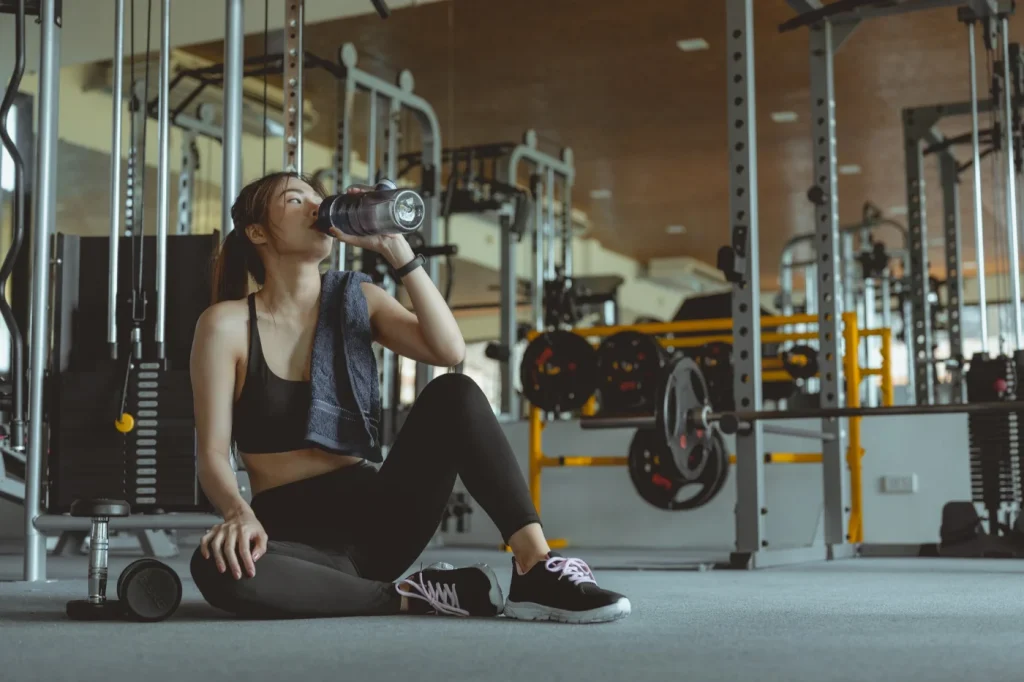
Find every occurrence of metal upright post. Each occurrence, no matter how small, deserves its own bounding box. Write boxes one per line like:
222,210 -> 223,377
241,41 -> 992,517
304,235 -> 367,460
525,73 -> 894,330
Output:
385,97 -> 399,193
107,0 -> 124,359
154,0 -> 171,360
903,118 -> 933,405
806,263 -> 819,395
177,134 -> 198,235
881,270 -> 892,350
367,94 -> 378,183
222,0 -> 244,238
499,214 -> 519,416
1000,17 -> 1022,349
283,0 -> 304,173
842,232 -> 857,315
967,21 -> 988,353
378,96 -> 397,433
24,0 -> 60,582
809,19 -> 848,550
561,157 -> 574,278
545,167 -> 556,282
780,250 -> 795,350
863,274 -> 878,407
335,76 -> 355,270
726,0 -> 766,563
941,154 -> 965,402
532,175 -> 545,331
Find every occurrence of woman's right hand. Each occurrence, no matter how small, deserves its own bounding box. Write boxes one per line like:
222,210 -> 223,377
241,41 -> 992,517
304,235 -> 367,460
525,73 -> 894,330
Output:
200,511 -> 269,580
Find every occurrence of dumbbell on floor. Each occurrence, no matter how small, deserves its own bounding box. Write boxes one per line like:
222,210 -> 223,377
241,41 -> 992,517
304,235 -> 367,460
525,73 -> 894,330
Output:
65,498 -> 183,623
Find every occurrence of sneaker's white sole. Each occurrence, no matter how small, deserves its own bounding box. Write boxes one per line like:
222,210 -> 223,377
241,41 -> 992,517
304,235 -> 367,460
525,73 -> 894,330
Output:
502,597 -> 631,624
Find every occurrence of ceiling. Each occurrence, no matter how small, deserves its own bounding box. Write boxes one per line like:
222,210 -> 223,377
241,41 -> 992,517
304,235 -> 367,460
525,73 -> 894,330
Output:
182,0 -> 1024,288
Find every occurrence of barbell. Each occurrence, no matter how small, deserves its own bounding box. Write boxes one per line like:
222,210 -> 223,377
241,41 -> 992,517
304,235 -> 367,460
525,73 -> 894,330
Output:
582,356 -> 1024,478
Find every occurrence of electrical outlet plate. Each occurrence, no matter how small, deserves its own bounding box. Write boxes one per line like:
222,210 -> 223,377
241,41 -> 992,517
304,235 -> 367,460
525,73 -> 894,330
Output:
881,474 -> 918,494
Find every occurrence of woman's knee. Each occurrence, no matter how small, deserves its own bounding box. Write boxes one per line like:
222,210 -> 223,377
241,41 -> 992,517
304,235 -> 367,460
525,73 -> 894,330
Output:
421,372 -> 488,407
189,545 -> 252,614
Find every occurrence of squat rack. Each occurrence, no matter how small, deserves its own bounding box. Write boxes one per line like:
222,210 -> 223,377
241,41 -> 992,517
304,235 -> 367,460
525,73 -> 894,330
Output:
724,0 -> 1016,568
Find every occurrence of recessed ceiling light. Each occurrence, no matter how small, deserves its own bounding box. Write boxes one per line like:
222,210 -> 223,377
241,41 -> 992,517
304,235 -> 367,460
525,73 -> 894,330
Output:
888,205 -> 908,216
676,38 -> 709,52
589,188 -> 612,199
839,164 -> 861,175
666,225 -> 686,235
770,111 -> 798,123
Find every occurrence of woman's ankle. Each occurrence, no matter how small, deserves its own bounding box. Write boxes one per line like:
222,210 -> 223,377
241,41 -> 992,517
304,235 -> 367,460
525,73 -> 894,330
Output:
507,523 -> 551,573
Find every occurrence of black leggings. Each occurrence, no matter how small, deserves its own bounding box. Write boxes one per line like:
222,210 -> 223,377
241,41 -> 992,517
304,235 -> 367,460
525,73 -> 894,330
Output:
190,373 -> 540,619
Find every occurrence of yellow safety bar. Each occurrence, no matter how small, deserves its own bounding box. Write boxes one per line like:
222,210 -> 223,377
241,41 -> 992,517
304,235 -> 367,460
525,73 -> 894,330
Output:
525,314 -> 820,341
533,452 -> 823,469
844,319 -> 894,543
526,314 -> 894,548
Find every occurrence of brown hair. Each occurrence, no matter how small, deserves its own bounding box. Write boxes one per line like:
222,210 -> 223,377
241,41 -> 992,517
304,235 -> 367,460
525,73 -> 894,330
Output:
210,171 -> 328,303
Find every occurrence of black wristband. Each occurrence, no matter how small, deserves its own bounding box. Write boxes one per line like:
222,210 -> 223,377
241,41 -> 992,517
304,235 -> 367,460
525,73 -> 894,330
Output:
394,253 -> 425,279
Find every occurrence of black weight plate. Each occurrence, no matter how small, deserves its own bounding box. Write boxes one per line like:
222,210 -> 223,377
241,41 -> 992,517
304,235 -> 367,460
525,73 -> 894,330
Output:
596,331 -> 666,414
782,344 -> 819,380
118,558 -> 162,602
66,598 -> 124,621
688,430 -> 730,509
657,357 -> 712,482
120,559 -> 182,622
626,429 -> 723,511
519,330 -> 598,413
693,342 -> 735,412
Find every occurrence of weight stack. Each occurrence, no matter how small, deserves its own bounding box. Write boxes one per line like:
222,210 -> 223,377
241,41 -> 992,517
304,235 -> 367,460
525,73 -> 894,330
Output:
49,362 -> 211,514
965,353 -> 1021,531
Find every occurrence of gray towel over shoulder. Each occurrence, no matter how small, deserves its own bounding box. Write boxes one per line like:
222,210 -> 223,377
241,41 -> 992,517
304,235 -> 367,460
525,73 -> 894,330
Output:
304,269 -> 383,462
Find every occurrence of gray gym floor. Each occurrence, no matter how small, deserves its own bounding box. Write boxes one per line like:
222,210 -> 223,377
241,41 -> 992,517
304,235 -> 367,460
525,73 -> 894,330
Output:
2,543 -> 1023,682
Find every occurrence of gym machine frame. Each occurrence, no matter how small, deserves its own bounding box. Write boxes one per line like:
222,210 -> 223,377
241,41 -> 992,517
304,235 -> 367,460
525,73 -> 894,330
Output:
14,1 -> 412,581
331,41 -> 443,417
19,0 -> 237,583
713,0 -> 1018,568
161,37 -> 445,410
500,133 -> 575,418
778,210 -> 910,405
528,311 -> 893,551
903,89 -> 1024,404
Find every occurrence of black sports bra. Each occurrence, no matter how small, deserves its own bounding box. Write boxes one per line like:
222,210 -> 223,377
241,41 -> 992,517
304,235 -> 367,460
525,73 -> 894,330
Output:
232,294 -> 311,454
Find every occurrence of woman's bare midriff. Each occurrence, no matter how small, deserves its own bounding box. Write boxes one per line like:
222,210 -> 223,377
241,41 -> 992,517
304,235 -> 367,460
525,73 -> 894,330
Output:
241,447 -> 365,497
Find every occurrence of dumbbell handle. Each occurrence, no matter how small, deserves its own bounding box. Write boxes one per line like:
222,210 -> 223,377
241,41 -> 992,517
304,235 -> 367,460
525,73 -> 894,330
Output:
88,517 -> 110,603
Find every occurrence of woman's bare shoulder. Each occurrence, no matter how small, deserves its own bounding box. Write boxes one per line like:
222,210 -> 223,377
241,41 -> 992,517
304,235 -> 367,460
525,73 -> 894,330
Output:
194,298 -> 250,352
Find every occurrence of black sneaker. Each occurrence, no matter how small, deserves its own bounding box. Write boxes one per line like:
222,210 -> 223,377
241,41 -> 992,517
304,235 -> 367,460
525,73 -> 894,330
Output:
503,553 -> 631,624
397,563 -> 503,617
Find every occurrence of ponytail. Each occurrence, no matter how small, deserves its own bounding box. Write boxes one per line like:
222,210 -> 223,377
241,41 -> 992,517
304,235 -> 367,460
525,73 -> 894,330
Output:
211,170 -> 328,305
210,230 -> 251,304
